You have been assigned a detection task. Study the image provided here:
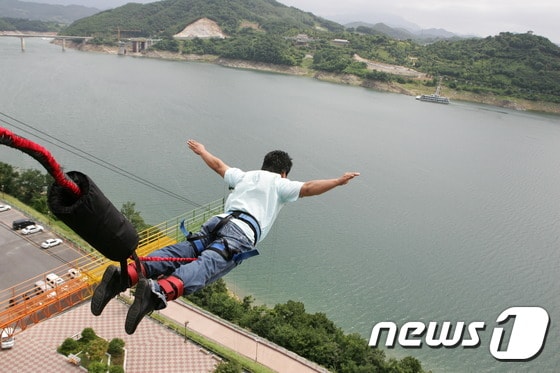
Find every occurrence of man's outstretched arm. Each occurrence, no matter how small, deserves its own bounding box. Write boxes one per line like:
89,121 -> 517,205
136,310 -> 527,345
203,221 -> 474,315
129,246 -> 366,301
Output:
299,172 -> 360,198
187,139 -> 230,178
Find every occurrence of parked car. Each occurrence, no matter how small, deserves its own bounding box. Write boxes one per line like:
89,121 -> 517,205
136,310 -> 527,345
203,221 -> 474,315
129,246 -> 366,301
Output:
12,218 -> 34,230
68,268 -> 81,279
41,238 -> 63,249
0,204 -> 11,212
21,224 -> 44,235
46,273 -> 64,288
33,280 -> 56,299
34,280 -> 52,293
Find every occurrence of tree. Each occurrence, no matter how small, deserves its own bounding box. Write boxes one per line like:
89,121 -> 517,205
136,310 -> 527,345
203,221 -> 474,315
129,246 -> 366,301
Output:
312,48 -> 352,73
109,366 -> 125,373
107,338 -> 125,356
80,327 -> 97,343
88,361 -> 108,373
214,360 -> 242,373
87,338 -> 109,362
0,162 -> 18,195
58,337 -> 79,356
14,169 -> 48,204
121,201 -> 150,231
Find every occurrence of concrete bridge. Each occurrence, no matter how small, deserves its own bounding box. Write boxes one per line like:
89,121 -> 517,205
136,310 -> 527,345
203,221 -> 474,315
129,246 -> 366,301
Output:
0,33 -> 93,52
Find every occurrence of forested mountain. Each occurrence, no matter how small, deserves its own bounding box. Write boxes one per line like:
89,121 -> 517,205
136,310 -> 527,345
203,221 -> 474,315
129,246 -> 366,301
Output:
419,32 -> 560,102
0,17 -> 61,32
62,0 -> 343,37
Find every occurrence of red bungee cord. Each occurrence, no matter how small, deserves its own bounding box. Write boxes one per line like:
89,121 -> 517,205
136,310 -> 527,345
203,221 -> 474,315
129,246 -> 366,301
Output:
1,126 -> 198,264
0,126 -> 81,196
136,256 -> 197,263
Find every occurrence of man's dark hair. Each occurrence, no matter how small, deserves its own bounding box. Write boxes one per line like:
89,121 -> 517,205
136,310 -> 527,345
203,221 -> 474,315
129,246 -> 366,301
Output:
261,150 -> 293,175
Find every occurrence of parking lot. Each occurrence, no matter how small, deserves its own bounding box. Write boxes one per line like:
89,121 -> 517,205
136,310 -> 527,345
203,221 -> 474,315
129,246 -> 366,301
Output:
0,201 -> 84,293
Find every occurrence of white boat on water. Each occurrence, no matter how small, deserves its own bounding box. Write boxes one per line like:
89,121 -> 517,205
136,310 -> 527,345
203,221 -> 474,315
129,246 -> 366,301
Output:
415,94 -> 450,104
416,77 -> 450,104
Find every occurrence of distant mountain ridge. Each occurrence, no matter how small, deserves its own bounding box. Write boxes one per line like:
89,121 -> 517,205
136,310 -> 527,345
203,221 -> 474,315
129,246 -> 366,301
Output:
0,0 -> 99,24
345,21 -> 468,42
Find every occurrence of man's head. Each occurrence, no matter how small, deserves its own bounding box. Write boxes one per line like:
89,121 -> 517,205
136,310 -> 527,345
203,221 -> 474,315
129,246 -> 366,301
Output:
261,150 -> 293,176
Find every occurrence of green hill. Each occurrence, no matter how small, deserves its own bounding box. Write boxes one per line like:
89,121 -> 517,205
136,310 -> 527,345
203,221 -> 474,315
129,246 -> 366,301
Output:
0,16 -> 61,32
62,0 -> 343,37
419,32 -> 560,102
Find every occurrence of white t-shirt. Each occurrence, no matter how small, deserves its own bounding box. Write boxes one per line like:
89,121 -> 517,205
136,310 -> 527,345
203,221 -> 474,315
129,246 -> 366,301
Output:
223,168 -> 304,243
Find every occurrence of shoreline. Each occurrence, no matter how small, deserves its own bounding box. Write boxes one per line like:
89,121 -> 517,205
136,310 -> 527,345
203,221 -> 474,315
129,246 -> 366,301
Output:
68,41 -> 560,115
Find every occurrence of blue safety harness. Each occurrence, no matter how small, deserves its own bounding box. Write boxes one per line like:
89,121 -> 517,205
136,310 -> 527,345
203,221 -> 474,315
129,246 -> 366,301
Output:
180,211 -> 261,264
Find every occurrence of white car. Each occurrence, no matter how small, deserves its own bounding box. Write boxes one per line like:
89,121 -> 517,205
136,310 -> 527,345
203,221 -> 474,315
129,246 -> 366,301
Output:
46,273 -> 64,288
21,224 -> 44,235
0,204 -> 11,212
41,238 -> 63,249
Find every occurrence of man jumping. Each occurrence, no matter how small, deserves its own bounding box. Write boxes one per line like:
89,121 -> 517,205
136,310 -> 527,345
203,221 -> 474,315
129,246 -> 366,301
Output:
91,139 -> 359,334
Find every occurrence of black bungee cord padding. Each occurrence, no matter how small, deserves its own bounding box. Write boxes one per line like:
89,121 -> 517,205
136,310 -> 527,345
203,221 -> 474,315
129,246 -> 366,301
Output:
1,126 -> 142,284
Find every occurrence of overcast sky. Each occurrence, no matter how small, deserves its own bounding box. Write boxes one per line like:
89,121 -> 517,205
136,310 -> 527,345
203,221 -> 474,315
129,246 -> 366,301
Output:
280,0 -> 560,43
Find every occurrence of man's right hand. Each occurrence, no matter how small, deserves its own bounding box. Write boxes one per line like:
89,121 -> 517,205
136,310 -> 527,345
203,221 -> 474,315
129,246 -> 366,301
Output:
187,139 -> 205,155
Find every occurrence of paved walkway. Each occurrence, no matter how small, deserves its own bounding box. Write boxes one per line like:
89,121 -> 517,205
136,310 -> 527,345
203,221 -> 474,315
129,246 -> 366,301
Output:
160,299 -> 330,373
0,300 -> 219,373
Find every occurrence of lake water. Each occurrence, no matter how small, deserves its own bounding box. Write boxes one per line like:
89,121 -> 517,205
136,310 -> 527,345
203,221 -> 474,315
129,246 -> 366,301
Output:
1,37 -> 559,372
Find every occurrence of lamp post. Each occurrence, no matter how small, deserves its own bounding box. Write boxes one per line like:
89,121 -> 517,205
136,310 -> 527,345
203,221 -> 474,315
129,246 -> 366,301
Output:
184,321 -> 189,343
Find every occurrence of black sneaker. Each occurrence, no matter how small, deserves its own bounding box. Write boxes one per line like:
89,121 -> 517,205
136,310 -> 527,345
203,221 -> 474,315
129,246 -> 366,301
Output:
91,265 -> 127,316
125,278 -> 160,335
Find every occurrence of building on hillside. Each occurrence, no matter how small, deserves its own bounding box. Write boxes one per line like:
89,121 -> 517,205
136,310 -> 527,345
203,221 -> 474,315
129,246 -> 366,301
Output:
285,33 -> 316,45
331,38 -> 350,46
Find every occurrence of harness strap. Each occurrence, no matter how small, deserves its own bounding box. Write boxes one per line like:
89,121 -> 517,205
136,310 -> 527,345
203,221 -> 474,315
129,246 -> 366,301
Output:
180,219 -> 206,254
127,261 -> 146,286
232,249 -> 260,263
205,239 -> 230,260
207,240 -> 260,264
229,210 -> 261,245
180,213 -> 261,263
